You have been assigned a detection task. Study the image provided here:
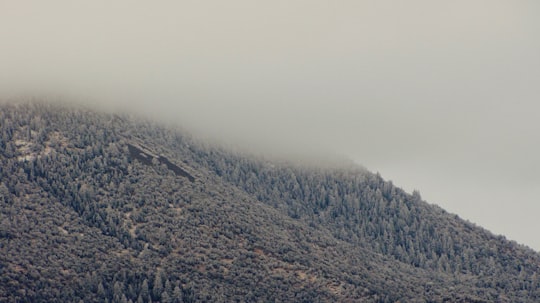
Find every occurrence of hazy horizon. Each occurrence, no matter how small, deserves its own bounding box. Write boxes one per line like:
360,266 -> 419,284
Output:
1,1 -> 539,249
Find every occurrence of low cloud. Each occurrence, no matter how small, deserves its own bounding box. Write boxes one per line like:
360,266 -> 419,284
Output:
1,1 -> 540,248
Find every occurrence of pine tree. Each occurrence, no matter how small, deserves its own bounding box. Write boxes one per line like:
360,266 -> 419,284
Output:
172,286 -> 183,303
161,291 -> 171,303
152,272 -> 163,301
140,279 -> 149,300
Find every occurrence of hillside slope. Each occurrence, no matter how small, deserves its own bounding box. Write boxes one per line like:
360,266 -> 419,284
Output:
1,102 -> 539,302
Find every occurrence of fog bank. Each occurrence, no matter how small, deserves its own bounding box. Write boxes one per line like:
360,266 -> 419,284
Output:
1,1 -> 540,249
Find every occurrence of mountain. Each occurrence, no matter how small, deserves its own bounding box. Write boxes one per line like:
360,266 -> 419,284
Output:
1,101 -> 539,302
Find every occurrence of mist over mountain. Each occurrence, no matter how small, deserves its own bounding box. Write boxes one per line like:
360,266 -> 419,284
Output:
1,101 -> 540,302
2,1 -> 539,249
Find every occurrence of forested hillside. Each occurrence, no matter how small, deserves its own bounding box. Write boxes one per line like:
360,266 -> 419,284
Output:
1,102 -> 539,302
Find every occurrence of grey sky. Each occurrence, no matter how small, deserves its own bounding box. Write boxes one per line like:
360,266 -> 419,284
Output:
1,1 -> 540,249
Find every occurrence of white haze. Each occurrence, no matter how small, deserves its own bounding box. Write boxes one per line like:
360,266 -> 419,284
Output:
1,1 -> 540,249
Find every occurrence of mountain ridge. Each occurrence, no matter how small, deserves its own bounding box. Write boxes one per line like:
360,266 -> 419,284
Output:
1,101 -> 539,302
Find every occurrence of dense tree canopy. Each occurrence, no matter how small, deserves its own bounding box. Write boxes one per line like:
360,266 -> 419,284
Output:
1,101 -> 539,302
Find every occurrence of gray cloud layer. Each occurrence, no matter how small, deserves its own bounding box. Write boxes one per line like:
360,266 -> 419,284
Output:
1,1 -> 539,249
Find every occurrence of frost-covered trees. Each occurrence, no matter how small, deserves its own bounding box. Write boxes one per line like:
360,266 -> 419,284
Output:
2,102 -> 540,302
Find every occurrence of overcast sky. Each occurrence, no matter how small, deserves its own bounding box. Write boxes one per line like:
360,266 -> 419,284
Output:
1,1 -> 539,249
